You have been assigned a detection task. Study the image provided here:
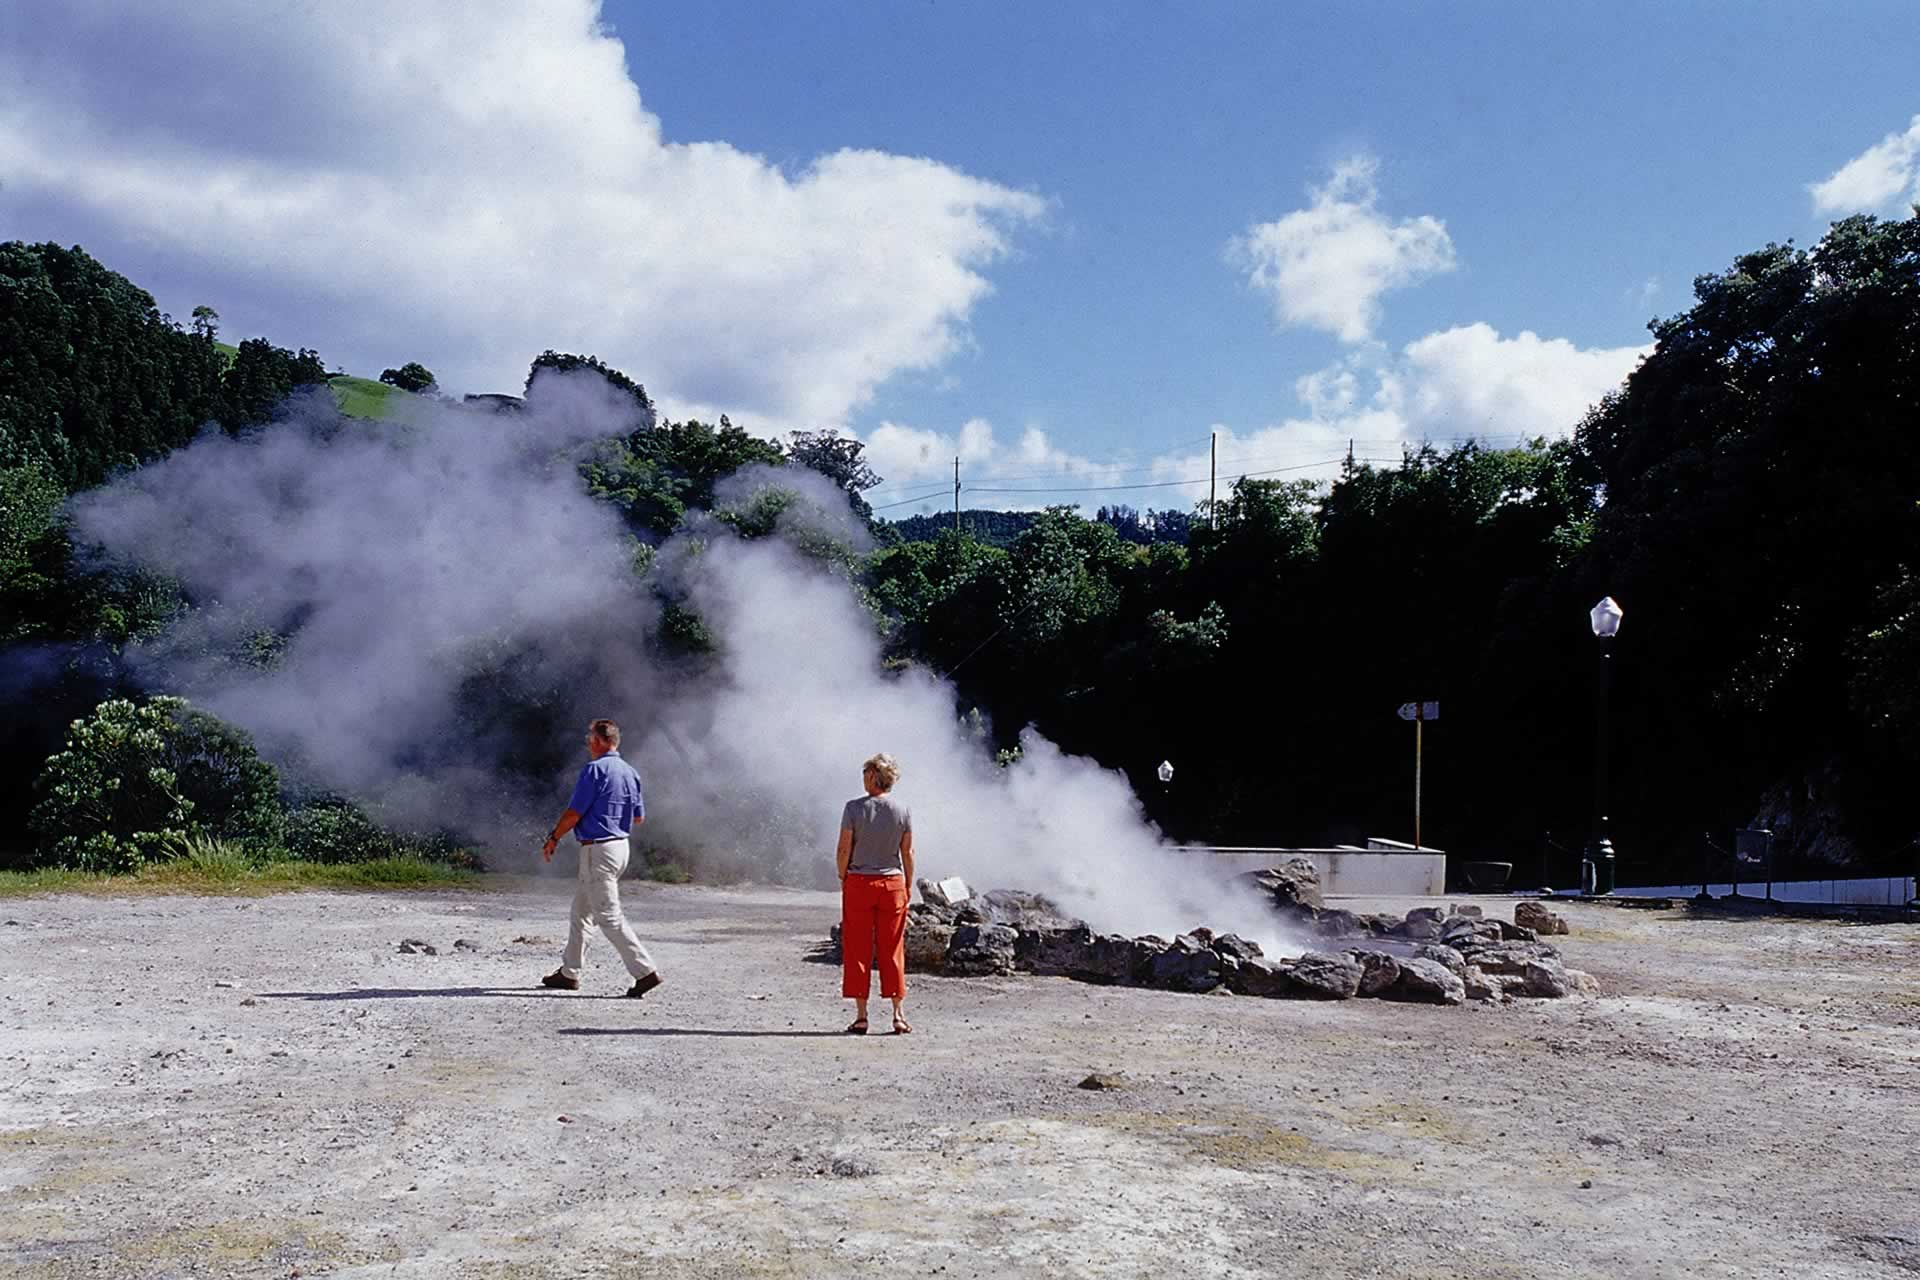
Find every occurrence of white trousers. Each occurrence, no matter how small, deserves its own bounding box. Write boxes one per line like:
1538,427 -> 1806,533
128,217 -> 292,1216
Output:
560,838 -> 656,980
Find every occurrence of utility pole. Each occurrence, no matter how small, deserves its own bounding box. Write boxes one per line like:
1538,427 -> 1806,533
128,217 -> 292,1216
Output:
953,456 -> 961,534
1414,705 -> 1424,849
1209,431 -> 1217,530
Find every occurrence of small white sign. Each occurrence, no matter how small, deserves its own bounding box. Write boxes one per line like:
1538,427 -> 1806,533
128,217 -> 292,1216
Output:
1396,701 -> 1440,721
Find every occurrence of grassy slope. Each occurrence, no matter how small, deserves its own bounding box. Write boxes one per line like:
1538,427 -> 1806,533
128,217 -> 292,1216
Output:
327,375 -> 414,420
213,340 -> 413,421
0,856 -> 482,898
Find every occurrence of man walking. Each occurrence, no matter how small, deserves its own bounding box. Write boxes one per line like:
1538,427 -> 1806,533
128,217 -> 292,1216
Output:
541,719 -> 663,998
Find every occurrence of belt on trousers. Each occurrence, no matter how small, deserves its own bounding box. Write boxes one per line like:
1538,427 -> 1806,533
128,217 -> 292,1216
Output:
577,835 -> 627,845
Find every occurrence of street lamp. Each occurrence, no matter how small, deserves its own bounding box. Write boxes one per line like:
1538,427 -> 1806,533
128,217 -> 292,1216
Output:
1587,597 -> 1623,895
1156,760 -> 1174,785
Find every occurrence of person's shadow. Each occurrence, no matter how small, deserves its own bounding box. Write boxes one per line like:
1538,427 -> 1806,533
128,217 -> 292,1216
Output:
557,1026 -> 845,1039
263,987 -> 624,1001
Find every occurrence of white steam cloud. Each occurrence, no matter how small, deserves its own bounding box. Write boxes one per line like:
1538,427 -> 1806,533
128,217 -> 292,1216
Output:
68,381 -> 1291,950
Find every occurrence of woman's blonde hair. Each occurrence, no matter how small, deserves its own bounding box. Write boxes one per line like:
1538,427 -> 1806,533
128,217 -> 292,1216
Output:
862,753 -> 901,790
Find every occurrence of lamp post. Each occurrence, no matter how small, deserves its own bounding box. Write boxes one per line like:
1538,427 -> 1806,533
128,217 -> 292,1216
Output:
1587,597 -> 1623,896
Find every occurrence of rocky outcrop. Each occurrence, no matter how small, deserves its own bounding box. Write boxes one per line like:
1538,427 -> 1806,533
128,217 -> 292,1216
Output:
1515,901 -> 1570,936
816,876 -> 1593,1008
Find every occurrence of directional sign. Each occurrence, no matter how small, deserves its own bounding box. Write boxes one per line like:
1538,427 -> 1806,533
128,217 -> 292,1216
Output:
1396,701 -> 1440,721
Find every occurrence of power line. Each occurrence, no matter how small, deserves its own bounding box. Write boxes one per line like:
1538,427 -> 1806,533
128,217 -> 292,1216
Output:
967,458 -> 1344,496
869,486 -> 955,512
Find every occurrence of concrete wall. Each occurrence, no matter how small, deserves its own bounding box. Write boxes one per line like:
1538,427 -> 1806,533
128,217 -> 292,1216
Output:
1194,846 -> 1448,898
1621,877 -> 1917,906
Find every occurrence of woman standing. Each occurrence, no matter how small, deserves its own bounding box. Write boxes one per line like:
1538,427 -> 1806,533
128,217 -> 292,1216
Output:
837,753 -> 914,1035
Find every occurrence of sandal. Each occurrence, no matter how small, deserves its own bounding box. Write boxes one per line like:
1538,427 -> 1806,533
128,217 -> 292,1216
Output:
891,1017 -> 913,1035
844,1019 -> 868,1035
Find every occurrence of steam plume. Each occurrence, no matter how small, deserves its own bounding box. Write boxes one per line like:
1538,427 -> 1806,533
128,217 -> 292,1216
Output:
67,375 -> 1290,949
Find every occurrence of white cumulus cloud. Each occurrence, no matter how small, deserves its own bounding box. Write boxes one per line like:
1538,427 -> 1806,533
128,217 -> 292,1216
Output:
1227,155 -> 1456,343
1809,114 -> 1920,215
0,0 -> 1046,421
860,322 -> 1646,514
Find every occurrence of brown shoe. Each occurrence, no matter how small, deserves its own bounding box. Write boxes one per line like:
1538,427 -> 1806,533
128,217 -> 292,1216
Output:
541,969 -> 579,990
625,972 -> 663,999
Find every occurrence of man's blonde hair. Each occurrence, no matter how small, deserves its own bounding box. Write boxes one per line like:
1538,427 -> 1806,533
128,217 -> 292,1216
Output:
862,752 -> 900,790
589,719 -> 621,748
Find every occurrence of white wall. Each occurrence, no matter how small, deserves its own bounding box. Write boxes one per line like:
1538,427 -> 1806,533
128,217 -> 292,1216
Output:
1194,847 -> 1448,898
1619,877 -> 1917,906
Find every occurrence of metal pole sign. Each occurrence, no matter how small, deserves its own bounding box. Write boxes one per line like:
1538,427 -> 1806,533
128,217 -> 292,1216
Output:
1396,702 -> 1438,847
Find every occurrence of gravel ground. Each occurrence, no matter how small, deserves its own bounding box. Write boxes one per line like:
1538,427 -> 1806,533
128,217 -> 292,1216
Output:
2,879 -> 1918,1279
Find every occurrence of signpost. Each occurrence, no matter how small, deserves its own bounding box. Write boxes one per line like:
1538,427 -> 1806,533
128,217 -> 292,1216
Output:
1396,702 -> 1438,847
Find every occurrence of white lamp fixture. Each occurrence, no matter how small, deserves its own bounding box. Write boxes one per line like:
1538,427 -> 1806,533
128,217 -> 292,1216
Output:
1590,596 -> 1624,638
1156,760 -> 1175,784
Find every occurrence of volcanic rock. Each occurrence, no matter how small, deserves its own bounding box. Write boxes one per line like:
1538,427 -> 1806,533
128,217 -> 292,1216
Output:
1288,951 -> 1363,1000
1399,916 -> 1444,942
1406,906 -> 1446,925
1515,901 -> 1570,936
1148,935 -> 1223,993
1565,968 -> 1601,994
945,923 -> 1019,976
1348,949 -> 1403,997
918,876 -> 974,909
1415,943 -> 1468,976
1126,936 -> 1171,984
1313,908 -> 1364,938
1015,923 -> 1095,976
1448,904 -> 1484,918
453,939 -> 481,953
1462,965 -> 1503,1002
1440,917 -> 1503,949
1243,857 -> 1323,912
1228,957 -> 1297,997
973,889 -> 1082,932
905,916 -> 954,972
397,939 -> 438,956
1462,942 -> 1562,975
1208,933 -> 1264,963
1067,934 -> 1136,983
1516,958 -> 1572,999
1386,957 -> 1467,1005
1078,1072 -> 1126,1091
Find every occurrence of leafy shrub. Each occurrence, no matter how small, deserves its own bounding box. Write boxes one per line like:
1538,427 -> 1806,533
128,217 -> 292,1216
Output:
282,800 -> 459,865
29,696 -> 283,871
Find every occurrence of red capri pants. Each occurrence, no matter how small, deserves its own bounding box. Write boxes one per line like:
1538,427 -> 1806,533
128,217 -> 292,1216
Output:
841,873 -> 909,999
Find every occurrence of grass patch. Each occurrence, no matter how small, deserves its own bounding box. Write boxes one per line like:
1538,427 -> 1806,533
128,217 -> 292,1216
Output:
213,340 -> 238,367
328,375 -> 413,421
0,856 -> 480,899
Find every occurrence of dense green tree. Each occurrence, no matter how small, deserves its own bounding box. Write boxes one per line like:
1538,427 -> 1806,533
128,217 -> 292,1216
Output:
786,429 -> 882,523
0,241 -> 228,489
581,416 -> 786,540
1574,211 -> 1920,865
525,350 -> 657,428
29,696 -> 282,870
886,508 -> 1038,547
216,338 -> 329,431
379,361 -> 436,392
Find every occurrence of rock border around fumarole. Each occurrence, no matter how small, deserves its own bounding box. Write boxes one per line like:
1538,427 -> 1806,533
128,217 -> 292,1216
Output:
816,867 -> 1594,1006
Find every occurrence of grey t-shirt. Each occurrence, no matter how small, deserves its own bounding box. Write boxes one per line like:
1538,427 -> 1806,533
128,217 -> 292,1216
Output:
841,794 -> 912,876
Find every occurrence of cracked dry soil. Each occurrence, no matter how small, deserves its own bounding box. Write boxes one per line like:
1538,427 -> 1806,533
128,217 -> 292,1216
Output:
2,880 -> 1917,1278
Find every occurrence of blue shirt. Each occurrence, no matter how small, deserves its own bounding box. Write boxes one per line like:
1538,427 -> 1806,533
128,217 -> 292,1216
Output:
566,751 -> 645,841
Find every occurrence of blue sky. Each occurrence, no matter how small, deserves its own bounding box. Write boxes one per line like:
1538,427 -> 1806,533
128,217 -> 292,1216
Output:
4,2 -> 1918,511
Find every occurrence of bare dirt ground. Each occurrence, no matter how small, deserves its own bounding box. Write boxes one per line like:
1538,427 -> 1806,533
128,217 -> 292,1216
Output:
3,880 -> 1918,1279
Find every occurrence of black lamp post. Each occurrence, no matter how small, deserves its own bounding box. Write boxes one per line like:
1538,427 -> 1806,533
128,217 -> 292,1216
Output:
1587,596 -> 1623,895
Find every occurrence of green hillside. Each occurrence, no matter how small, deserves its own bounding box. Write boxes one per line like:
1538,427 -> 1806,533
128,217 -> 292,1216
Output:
216,341 -> 410,420
327,375 -> 413,421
